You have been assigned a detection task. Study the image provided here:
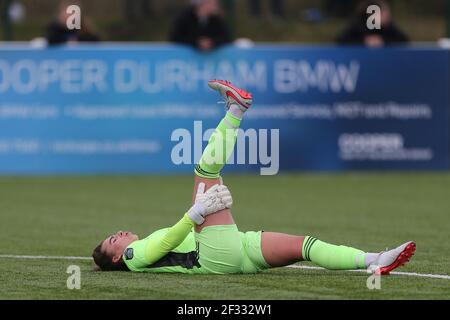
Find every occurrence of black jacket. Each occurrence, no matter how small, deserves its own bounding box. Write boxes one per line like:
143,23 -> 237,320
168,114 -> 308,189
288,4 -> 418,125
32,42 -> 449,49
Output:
45,22 -> 78,45
45,22 -> 100,45
337,21 -> 409,46
169,6 -> 231,49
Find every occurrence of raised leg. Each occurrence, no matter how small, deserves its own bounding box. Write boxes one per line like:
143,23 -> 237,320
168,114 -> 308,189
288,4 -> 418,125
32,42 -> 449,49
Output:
191,80 -> 253,232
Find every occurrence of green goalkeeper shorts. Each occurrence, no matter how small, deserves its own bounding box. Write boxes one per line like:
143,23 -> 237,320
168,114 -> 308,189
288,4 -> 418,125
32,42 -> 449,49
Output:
194,224 -> 271,274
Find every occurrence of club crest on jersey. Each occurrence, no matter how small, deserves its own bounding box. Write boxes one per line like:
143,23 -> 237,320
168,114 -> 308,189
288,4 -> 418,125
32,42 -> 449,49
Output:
124,248 -> 134,260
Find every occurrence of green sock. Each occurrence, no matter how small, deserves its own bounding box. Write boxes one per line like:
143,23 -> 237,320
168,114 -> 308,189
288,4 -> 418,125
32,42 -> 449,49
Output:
302,236 -> 366,270
195,112 -> 241,179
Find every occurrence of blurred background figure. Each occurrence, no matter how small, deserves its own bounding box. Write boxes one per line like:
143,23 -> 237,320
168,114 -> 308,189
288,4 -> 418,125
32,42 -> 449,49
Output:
336,0 -> 409,47
169,0 -> 231,51
0,0 -> 443,44
248,0 -> 285,20
0,0 -> 26,40
45,0 -> 100,45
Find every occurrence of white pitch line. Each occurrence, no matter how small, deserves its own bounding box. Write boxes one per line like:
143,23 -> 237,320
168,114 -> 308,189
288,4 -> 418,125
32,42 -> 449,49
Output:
0,254 -> 91,260
286,264 -> 450,280
1,254 -> 449,280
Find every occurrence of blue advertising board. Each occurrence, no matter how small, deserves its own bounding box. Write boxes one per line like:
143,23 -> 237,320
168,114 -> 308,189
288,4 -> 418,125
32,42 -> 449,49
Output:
0,44 -> 448,174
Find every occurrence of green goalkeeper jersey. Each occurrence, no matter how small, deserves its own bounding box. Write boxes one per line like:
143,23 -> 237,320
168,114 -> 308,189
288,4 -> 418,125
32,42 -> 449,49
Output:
122,213 -> 271,275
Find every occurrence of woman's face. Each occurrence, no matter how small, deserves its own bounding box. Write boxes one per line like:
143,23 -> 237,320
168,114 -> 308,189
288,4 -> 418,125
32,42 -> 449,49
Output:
380,5 -> 392,26
101,231 -> 139,263
197,0 -> 219,17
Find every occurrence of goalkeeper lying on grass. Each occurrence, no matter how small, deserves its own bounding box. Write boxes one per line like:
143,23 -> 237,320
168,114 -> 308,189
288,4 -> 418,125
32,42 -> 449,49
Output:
93,80 -> 416,275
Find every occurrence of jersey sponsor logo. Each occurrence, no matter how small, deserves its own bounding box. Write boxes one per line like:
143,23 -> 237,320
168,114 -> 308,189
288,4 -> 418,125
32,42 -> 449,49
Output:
124,248 -> 134,260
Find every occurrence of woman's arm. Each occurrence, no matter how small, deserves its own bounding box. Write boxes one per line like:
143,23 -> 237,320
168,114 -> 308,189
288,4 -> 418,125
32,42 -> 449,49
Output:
143,213 -> 195,264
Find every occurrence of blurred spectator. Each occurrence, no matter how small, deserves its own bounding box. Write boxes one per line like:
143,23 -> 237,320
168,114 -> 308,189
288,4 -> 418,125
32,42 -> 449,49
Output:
248,0 -> 284,19
336,0 -> 408,47
45,1 -> 100,45
169,0 -> 231,51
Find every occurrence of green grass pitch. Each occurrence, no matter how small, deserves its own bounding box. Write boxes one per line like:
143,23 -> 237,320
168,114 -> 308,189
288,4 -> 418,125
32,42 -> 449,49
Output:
0,173 -> 449,299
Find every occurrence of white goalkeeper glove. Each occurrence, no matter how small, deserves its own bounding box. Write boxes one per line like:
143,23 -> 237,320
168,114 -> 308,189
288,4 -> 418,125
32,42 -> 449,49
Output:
217,184 -> 233,209
187,182 -> 233,225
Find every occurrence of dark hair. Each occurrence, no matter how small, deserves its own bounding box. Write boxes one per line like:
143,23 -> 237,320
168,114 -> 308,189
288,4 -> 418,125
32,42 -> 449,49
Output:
92,241 -> 129,271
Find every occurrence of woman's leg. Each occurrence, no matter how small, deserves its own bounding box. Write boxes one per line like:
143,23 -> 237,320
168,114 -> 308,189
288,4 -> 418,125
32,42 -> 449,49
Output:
190,81 -> 252,232
190,106 -> 239,233
261,232 -> 368,270
260,232 -> 416,275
